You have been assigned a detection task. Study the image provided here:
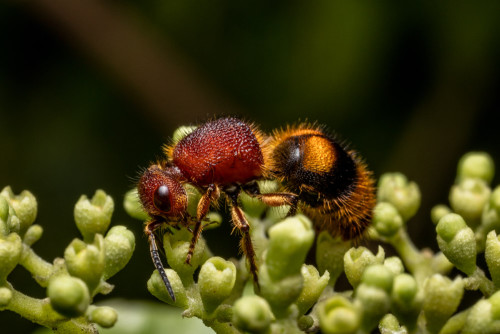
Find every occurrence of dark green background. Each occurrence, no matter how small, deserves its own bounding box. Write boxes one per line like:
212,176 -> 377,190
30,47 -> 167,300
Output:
1,2 -> 500,333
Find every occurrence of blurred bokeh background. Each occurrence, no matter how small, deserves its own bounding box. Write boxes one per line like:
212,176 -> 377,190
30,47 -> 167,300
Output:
1,1 -> 500,332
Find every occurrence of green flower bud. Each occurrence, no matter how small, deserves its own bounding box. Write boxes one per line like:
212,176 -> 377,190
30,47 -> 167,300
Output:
74,190 -> 114,242
361,264 -> 393,293
384,257 -> 404,276
436,213 -> 476,275
88,306 -> 118,328
457,151 -> 495,184
423,275 -> 464,334
461,290 -> 500,334
431,204 -> 452,225
23,224 -> 43,246
147,269 -> 187,307
172,125 -> 197,144
0,197 -> 9,236
0,287 -> 12,306
485,231 -> 500,288
123,189 -> 149,221
258,263 -> 303,316
0,187 -> 37,234
491,186 -> 500,216
377,173 -> 421,221
318,296 -> 360,334
47,276 -> 90,317
316,231 -> 351,285
103,226 -> 135,280
373,202 -> 403,237
296,265 -> 330,315
439,311 -> 468,334
8,216 -> 20,234
265,214 -> 315,281
378,314 -> 406,334
392,273 -> 418,306
163,228 -> 206,280
64,235 -> 105,293
198,257 -> 236,314
490,291 -> 500,322
449,178 -> 490,228
184,184 -> 202,218
233,295 -> 273,333
344,246 -> 385,289
355,283 -> 390,332
298,315 -> 314,331
0,233 -> 23,280
391,274 -> 420,330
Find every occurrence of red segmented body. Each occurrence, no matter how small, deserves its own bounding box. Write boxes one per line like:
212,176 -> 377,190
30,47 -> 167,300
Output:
137,117 -> 297,302
172,118 -> 264,186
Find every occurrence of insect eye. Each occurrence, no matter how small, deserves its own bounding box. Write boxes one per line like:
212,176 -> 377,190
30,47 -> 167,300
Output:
153,185 -> 171,213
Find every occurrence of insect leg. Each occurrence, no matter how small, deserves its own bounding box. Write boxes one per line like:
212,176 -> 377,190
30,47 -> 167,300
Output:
242,181 -> 299,215
185,184 -> 220,264
225,187 -> 260,290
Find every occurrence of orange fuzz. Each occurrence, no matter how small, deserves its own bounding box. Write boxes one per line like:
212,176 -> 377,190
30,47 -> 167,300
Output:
268,123 -> 376,240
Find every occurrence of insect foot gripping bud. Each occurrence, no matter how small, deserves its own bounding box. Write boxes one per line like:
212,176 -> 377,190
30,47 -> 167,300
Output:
456,151 -> 495,184
232,295 -> 274,334
318,295 -> 360,334
74,190 -> 114,243
198,257 -> 236,314
423,274 -> 464,334
436,213 -> 476,276
0,187 -> 38,235
47,276 -> 90,318
377,173 -> 421,222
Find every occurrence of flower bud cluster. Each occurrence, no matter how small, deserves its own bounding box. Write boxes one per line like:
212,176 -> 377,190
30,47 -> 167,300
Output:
1,187 -> 135,332
131,149 -> 500,334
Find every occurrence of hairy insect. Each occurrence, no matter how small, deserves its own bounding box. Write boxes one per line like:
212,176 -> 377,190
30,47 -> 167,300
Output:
268,123 -> 376,240
137,117 -> 296,300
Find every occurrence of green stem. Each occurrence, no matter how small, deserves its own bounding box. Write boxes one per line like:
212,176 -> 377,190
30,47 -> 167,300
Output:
5,284 -> 97,333
19,244 -> 53,287
388,229 -> 433,285
205,319 -> 243,334
464,267 -> 496,297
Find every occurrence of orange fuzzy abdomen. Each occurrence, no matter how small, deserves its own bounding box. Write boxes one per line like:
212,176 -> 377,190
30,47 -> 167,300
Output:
172,118 -> 264,186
